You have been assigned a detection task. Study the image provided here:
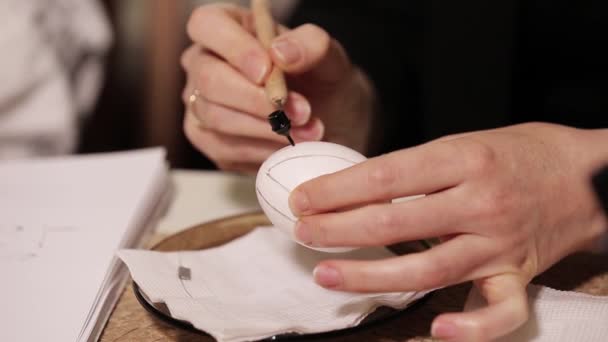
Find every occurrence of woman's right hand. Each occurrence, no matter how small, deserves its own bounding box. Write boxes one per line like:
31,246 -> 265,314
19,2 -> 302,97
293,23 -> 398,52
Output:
181,3 -> 376,173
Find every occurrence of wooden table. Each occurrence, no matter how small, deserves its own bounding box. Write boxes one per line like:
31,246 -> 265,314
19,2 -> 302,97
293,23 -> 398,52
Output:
100,171 -> 608,341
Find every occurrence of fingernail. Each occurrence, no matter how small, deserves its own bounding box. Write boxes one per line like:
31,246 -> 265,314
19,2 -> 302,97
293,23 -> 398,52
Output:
271,39 -> 301,65
290,95 -> 311,124
242,53 -> 268,84
294,221 -> 312,244
431,320 -> 458,340
313,265 -> 342,288
289,189 -> 310,214
292,118 -> 324,141
315,119 -> 325,140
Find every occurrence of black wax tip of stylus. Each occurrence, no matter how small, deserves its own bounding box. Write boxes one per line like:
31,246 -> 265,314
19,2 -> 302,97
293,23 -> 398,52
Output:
268,110 -> 295,145
592,165 -> 608,216
268,110 -> 291,134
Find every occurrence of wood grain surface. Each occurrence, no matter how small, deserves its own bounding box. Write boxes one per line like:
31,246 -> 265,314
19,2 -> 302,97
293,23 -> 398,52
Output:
100,212 -> 608,342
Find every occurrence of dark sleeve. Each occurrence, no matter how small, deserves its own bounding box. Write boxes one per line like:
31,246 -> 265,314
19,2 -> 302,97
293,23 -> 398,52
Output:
511,0 -> 608,128
286,1 -> 426,155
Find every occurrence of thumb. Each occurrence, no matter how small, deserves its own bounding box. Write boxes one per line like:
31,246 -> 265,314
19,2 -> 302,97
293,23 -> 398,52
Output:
270,24 -> 351,84
432,273 -> 530,341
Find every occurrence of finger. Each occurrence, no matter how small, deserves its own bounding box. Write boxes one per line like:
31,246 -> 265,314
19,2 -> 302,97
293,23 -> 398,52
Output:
184,114 -> 283,164
180,44 -> 200,72
185,75 -> 322,144
184,50 -> 312,126
191,97 -> 285,143
282,92 -> 313,126
431,274 -> 529,341
192,97 -> 322,143
270,23 -> 351,84
294,190 -> 469,247
187,4 -> 270,83
182,78 -> 206,127
191,52 -> 312,125
192,52 -> 274,117
290,142 -> 467,216
312,234 -> 493,292
291,116 -> 325,142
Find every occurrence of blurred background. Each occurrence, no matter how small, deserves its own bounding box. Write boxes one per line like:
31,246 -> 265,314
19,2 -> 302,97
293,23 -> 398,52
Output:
14,1 -> 602,169
2,0 -> 421,168
79,0 -> 297,169
78,0 -> 227,169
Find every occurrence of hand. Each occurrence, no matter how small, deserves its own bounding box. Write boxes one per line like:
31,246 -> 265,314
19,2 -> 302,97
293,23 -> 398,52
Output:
181,4 -> 376,173
288,122 -> 608,341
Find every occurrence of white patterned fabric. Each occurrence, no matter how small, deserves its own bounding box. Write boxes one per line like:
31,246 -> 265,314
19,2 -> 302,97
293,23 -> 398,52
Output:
465,284 -> 608,342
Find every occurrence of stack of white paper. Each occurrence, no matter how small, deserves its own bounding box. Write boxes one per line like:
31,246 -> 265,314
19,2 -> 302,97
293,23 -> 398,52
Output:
0,148 -> 168,342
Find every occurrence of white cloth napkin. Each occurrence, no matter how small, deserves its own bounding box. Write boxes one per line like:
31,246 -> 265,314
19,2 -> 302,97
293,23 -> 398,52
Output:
118,227 -> 429,342
465,284 -> 608,341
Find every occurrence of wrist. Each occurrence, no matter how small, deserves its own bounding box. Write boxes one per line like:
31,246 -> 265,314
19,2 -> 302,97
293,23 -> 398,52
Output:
572,127 -> 608,251
579,127 -> 608,172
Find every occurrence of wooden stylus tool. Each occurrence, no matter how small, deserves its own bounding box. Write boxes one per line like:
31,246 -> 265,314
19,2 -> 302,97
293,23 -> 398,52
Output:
251,0 -> 294,146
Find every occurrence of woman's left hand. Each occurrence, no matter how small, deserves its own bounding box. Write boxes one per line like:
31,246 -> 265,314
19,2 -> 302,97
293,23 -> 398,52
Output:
289,122 -> 608,341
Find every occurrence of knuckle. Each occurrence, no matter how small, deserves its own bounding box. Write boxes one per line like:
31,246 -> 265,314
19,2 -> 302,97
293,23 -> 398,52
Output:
197,67 -> 218,96
301,23 -> 330,48
461,139 -> 496,177
180,48 -> 192,71
438,132 -> 461,141
514,250 -> 537,277
417,258 -> 450,289
367,160 -> 398,190
231,146 -> 254,162
181,87 -> 190,104
187,6 -> 217,39
249,87 -> 271,116
410,254 -> 453,290
373,208 -> 403,241
182,84 -> 197,105
377,209 -> 397,228
300,24 -> 331,62
186,7 -> 206,38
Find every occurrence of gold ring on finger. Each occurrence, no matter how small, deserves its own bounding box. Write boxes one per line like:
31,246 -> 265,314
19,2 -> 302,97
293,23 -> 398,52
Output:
187,89 -> 205,128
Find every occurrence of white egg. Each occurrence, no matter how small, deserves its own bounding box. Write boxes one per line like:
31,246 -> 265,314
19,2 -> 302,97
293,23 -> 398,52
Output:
256,141 -> 367,253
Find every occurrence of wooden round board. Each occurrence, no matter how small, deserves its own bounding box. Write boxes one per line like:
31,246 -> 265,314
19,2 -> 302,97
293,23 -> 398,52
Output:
131,211 -> 431,340
151,211 -> 271,251
100,212 -> 608,342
